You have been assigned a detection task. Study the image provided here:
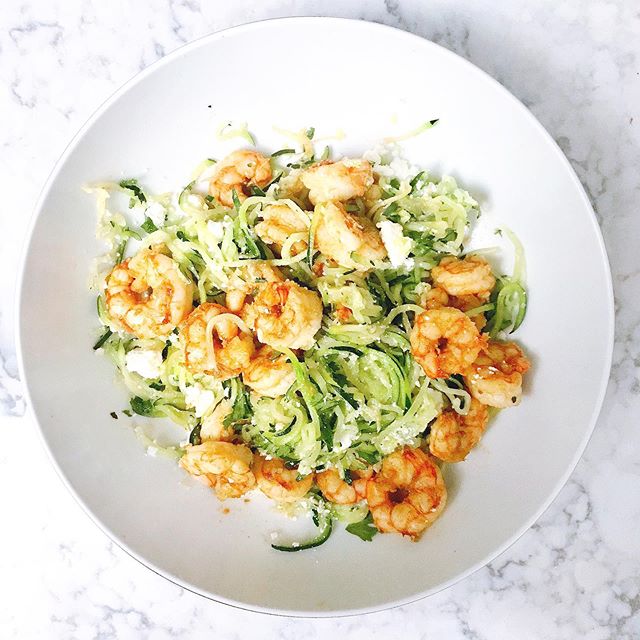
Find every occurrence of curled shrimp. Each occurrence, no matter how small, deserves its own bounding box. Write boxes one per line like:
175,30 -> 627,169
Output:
180,302 -> 255,380
314,201 -> 387,271
366,447 -> 447,540
425,287 -> 489,331
431,255 -> 495,298
253,456 -> 314,502
242,345 -> 295,398
225,262 -> 283,313
180,441 -> 255,499
464,340 -> 530,408
301,159 -> 374,205
200,400 -> 235,442
429,398 -> 489,462
104,248 -> 193,339
245,280 -> 322,351
410,307 -> 486,379
208,150 -> 272,207
254,203 -> 310,256
316,468 -> 371,505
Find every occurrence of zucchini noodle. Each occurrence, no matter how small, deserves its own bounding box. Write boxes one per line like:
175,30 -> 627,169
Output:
90,136 -> 529,549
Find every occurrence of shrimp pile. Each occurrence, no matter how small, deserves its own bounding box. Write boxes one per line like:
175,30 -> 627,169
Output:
105,248 -> 193,338
95,141 -> 531,549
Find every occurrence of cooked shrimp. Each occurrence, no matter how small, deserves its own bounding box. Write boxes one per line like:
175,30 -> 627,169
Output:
410,307 -> 486,379
180,441 -> 255,499
314,201 -> 387,271
429,398 -> 489,462
431,255 -> 495,299
200,400 -> 235,442
301,159 -> 374,205
246,280 -> 322,350
105,248 -> 193,339
316,468 -> 372,505
366,447 -> 447,540
225,262 -> 283,313
180,302 -> 255,379
208,150 -> 272,207
464,340 -> 530,408
424,287 -> 489,331
254,203 -> 310,256
253,456 -> 314,502
242,345 -> 295,398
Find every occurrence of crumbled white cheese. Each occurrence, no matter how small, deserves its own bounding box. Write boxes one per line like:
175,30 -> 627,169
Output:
377,220 -> 414,268
270,531 -> 279,540
206,219 -> 226,243
183,384 -> 216,418
145,201 -> 166,228
363,144 -> 418,180
333,422 -> 359,451
296,461 -> 313,476
125,348 -> 163,379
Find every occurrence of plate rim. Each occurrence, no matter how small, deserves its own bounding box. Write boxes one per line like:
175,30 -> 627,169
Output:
15,16 -> 615,617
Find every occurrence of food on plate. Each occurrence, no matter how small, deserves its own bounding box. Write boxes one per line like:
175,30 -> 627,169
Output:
89,127 -> 530,549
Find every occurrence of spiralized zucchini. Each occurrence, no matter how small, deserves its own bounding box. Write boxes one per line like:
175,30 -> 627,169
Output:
90,138 -> 527,502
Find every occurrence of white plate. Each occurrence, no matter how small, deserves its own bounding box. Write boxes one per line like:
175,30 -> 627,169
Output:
17,18 -> 613,616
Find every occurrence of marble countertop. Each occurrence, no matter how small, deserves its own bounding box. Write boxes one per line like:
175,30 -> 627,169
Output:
2,0 -> 639,637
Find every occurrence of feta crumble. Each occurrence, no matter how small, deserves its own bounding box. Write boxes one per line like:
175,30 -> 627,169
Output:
125,348 -> 163,379
377,220 -> 414,268
183,384 -> 216,418
145,201 -> 166,228
363,144 -> 419,180
206,218 -> 231,243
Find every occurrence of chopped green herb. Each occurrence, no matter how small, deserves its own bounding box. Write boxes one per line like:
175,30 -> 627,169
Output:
141,217 -> 158,233
149,381 -> 165,391
119,178 -> 147,205
130,396 -> 154,416
122,409 -> 133,418
223,384 -> 252,428
345,512 -> 378,542
176,230 -> 188,241
110,411 -> 118,420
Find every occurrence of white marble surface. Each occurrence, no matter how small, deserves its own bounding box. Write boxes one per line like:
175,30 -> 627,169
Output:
1,0 -> 639,637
